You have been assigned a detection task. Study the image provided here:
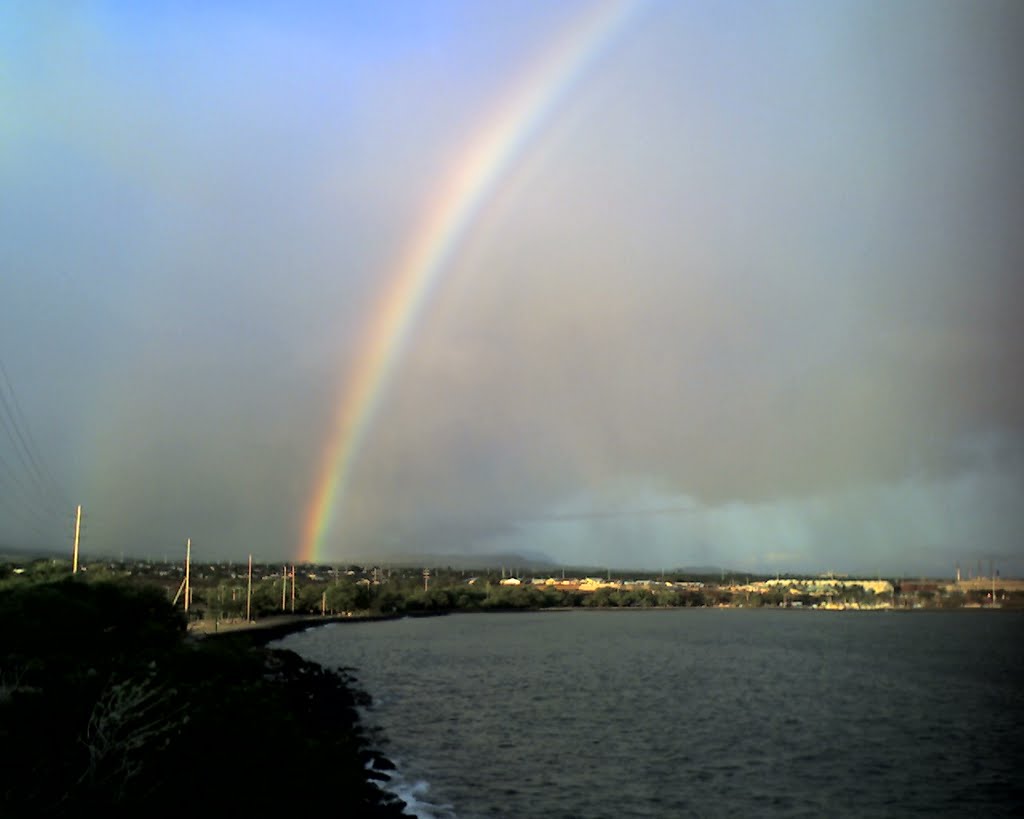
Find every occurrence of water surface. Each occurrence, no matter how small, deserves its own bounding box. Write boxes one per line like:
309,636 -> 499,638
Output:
280,609 -> 1023,818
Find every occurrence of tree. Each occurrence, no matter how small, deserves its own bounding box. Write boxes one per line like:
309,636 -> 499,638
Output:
371,589 -> 405,615
326,581 -> 370,613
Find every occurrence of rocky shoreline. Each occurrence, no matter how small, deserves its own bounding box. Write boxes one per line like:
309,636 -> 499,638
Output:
0,579 -> 413,816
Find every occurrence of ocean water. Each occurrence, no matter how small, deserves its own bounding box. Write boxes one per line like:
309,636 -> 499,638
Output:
278,609 -> 1024,818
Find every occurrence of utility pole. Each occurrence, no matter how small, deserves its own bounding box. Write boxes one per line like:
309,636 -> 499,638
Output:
290,565 -> 296,613
184,538 -> 191,613
72,504 -> 82,574
246,554 -> 252,621
321,591 -> 326,616
423,568 -> 430,592
281,565 -> 287,611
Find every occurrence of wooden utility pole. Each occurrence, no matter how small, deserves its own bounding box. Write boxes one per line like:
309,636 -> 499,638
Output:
321,591 -> 326,616
290,565 -> 296,613
184,538 -> 191,612
246,554 -> 253,621
281,566 -> 287,611
72,504 -> 82,574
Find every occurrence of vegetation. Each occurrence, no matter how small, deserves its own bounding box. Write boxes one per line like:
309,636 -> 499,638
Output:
0,576 -> 407,816
5,556 -> 1023,624
2,555 -> 1021,812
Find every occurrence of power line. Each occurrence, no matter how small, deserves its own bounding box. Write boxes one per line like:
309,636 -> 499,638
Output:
0,356 -> 70,514
0,461 -> 60,535
0,447 -> 47,509
0,366 -> 67,508
0,497 -> 54,544
0,438 -> 66,531
0,404 -> 53,503
0,485 -> 62,546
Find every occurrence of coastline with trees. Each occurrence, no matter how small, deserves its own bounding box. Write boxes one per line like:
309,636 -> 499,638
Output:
2,554 -> 1020,812
3,555 -> 1020,625
0,575 -> 409,816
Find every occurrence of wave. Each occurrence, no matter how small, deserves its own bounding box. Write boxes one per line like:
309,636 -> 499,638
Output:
367,753 -> 456,819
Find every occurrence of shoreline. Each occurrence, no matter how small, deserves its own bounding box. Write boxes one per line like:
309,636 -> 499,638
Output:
186,613 -> 414,816
187,611 -> 402,645
188,602 -> 1018,646
0,579 -> 411,816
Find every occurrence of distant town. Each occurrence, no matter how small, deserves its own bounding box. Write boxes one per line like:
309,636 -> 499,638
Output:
2,552 -> 1020,626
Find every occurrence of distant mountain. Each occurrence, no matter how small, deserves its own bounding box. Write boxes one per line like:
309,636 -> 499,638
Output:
359,555 -> 747,576
350,550 -> 558,571
676,565 -> 737,576
0,543 -> 68,562
0,543 -> 742,577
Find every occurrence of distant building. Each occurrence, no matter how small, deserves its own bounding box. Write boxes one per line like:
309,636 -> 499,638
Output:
763,578 -> 893,596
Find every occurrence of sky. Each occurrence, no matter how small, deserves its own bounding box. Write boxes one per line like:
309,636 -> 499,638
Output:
2,0 -> 1022,577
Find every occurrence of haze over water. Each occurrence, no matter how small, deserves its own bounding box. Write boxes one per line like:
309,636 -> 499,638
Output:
281,610 -> 1024,818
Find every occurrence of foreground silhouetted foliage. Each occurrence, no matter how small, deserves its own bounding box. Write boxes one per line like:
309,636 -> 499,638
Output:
0,578 -> 407,816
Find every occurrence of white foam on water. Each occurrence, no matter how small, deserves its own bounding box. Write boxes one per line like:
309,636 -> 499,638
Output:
369,757 -> 456,819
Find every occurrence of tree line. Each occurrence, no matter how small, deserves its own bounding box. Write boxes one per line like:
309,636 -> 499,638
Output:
0,574 -> 408,815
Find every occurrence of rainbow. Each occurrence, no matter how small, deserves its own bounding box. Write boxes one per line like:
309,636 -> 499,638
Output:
298,0 -> 642,564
